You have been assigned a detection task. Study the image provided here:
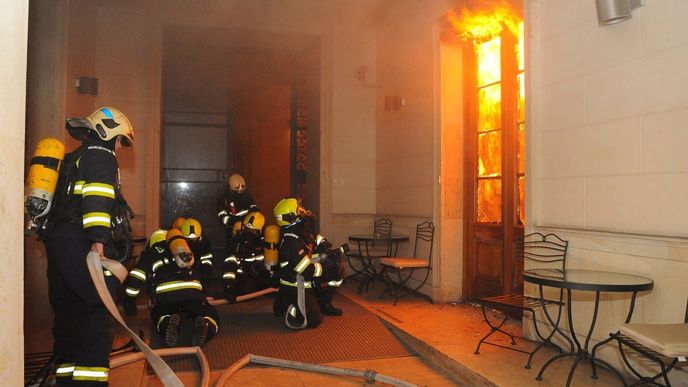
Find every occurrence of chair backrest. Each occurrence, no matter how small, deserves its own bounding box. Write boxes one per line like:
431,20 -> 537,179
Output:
513,232 -> 568,290
412,221 -> 435,267
373,218 -> 392,238
372,218 -> 393,254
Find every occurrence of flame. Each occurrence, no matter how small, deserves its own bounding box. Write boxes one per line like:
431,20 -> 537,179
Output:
448,1 -> 522,42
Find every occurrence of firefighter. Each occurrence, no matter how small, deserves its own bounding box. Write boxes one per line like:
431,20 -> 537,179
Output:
217,173 -> 259,232
222,211 -> 274,303
43,107 -> 134,385
122,229 -> 219,347
180,218 -> 214,286
272,197 -> 344,329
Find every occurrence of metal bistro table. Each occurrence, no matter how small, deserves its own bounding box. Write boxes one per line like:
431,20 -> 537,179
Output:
523,268 -> 654,386
346,234 -> 409,293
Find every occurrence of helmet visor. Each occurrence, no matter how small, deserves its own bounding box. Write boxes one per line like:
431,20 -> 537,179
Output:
66,117 -> 93,130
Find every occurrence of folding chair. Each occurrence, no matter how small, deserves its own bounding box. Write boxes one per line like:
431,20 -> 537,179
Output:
379,221 -> 434,305
474,232 -> 572,369
592,298 -> 688,386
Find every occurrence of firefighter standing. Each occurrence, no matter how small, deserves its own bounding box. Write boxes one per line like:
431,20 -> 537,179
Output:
272,197 -> 344,329
221,211 -> 274,302
43,107 -> 134,385
123,229 -> 219,347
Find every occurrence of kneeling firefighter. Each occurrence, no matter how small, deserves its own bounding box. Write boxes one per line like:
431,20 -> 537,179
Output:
221,211 -> 275,303
123,228 -> 219,347
40,107 -> 134,385
272,197 -> 346,329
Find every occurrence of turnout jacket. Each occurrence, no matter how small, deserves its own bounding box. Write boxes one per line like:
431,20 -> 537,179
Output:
49,141 -> 122,244
277,223 -> 324,288
216,189 -> 258,230
188,235 -> 214,281
124,242 -> 206,304
222,229 -> 265,287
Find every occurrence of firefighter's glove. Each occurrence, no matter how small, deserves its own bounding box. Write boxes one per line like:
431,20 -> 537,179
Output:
123,297 -> 138,316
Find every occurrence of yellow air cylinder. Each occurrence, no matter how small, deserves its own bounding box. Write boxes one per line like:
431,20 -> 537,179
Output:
166,228 -> 193,263
25,138 -> 65,221
231,220 -> 242,236
264,224 -> 280,267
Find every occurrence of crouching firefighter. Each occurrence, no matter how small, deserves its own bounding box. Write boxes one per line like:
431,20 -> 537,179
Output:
222,211 -> 275,303
272,197 -> 346,329
40,107 -> 134,385
122,228 -> 219,347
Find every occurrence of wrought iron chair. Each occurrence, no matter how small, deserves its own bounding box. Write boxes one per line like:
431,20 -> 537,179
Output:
346,218 -> 393,293
592,298 -> 688,386
474,232 -> 572,369
379,221 -> 434,305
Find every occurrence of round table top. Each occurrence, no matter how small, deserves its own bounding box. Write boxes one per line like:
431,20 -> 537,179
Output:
348,234 -> 409,241
523,268 -> 654,292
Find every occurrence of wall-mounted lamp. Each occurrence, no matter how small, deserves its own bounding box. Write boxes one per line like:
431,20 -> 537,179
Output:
596,0 -> 647,26
75,76 -> 98,95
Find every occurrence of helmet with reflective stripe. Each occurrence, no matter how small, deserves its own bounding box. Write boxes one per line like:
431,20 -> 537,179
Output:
181,218 -> 202,240
273,197 -> 312,227
66,107 -> 134,146
242,211 -> 265,232
148,229 -> 168,248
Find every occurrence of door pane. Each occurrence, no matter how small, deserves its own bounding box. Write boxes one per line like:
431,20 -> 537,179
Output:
478,84 -> 502,132
162,113 -> 228,252
477,37 -> 501,87
478,130 -> 502,177
477,178 -> 502,223
517,123 -> 525,174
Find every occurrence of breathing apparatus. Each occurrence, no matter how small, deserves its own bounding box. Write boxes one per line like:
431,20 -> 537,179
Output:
25,138 -> 65,230
263,225 -> 280,267
166,228 -> 194,268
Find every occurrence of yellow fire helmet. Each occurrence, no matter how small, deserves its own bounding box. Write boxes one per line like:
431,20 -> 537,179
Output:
228,173 -> 246,193
273,197 -> 312,227
171,217 -> 186,230
148,229 -> 168,248
242,211 -> 265,232
66,107 -> 134,146
181,218 -> 202,240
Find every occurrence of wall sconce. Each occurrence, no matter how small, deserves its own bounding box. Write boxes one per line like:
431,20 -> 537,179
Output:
596,0 -> 647,26
75,76 -> 98,95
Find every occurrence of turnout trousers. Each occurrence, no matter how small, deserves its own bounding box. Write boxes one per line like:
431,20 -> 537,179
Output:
45,233 -> 119,386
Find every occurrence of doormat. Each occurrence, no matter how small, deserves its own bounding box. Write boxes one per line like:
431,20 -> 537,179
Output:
147,293 -> 412,372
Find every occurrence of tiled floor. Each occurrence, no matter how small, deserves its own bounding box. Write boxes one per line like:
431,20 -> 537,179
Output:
339,280 -> 626,387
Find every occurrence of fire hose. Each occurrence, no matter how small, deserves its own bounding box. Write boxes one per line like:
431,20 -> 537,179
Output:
87,251 -> 416,387
214,354 -> 418,387
85,251 -> 186,387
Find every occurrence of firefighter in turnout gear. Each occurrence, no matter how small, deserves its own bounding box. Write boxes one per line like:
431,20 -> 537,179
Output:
43,107 -> 133,385
122,229 -> 219,347
272,197 -> 344,329
222,211 -> 274,303
180,218 -> 214,286
217,174 -> 259,251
